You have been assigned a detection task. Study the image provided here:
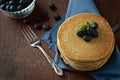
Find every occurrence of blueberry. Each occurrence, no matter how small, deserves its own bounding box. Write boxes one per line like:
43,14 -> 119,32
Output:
40,11 -> 48,19
54,13 -> 61,21
91,22 -> 98,30
20,0 -> 32,8
83,35 -> 92,42
19,0 -> 26,4
0,0 -> 6,4
34,23 -> 41,29
9,1 -> 15,5
0,0 -> 2,2
9,5 -> 16,12
6,1 -> 9,5
26,0 -> 33,5
0,0 -> 5,4
23,18 -> 30,24
15,1 -> 19,5
19,0 -> 26,7
91,31 -> 99,38
17,5 -> 23,11
49,2 -> 57,10
0,3 -> 6,10
76,30 -> 85,37
87,27 -> 95,35
76,30 -> 82,37
42,23 -> 51,31
6,5 -> 10,11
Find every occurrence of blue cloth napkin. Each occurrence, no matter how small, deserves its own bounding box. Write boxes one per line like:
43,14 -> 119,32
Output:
42,0 -> 120,80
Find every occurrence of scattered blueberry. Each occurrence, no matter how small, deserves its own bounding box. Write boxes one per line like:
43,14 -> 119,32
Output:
83,35 -> 92,42
42,23 -> 51,31
23,18 -> 30,24
54,13 -> 61,21
49,2 -> 57,10
34,23 -> 41,29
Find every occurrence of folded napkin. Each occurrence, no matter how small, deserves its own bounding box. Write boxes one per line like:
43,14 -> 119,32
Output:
42,0 -> 120,80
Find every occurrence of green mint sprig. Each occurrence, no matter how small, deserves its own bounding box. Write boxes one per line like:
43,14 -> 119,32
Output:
80,22 -> 92,31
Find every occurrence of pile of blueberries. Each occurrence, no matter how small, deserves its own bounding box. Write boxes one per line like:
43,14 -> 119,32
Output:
0,0 -> 61,31
23,2 -> 61,31
76,22 -> 99,42
0,0 -> 33,12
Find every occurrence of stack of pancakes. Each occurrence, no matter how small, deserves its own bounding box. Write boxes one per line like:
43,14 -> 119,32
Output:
57,13 -> 115,71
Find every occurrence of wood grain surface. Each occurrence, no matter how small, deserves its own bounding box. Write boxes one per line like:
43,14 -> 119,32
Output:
0,0 -> 120,80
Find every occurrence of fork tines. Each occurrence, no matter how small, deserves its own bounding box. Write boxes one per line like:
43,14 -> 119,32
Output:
21,26 -> 38,42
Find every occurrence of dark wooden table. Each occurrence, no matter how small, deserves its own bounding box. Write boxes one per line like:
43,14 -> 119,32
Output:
0,0 -> 120,80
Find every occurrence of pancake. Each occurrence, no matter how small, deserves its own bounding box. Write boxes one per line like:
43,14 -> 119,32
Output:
57,13 -> 115,71
60,44 -> 114,71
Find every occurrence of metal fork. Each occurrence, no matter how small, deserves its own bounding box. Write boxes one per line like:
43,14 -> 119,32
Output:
21,26 -> 63,76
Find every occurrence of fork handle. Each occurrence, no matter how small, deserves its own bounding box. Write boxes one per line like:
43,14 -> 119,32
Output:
36,45 -> 63,76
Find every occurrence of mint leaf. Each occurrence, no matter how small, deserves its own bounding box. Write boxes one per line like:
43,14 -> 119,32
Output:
87,21 -> 90,25
90,23 -> 95,28
80,25 -> 88,31
80,22 -> 91,31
